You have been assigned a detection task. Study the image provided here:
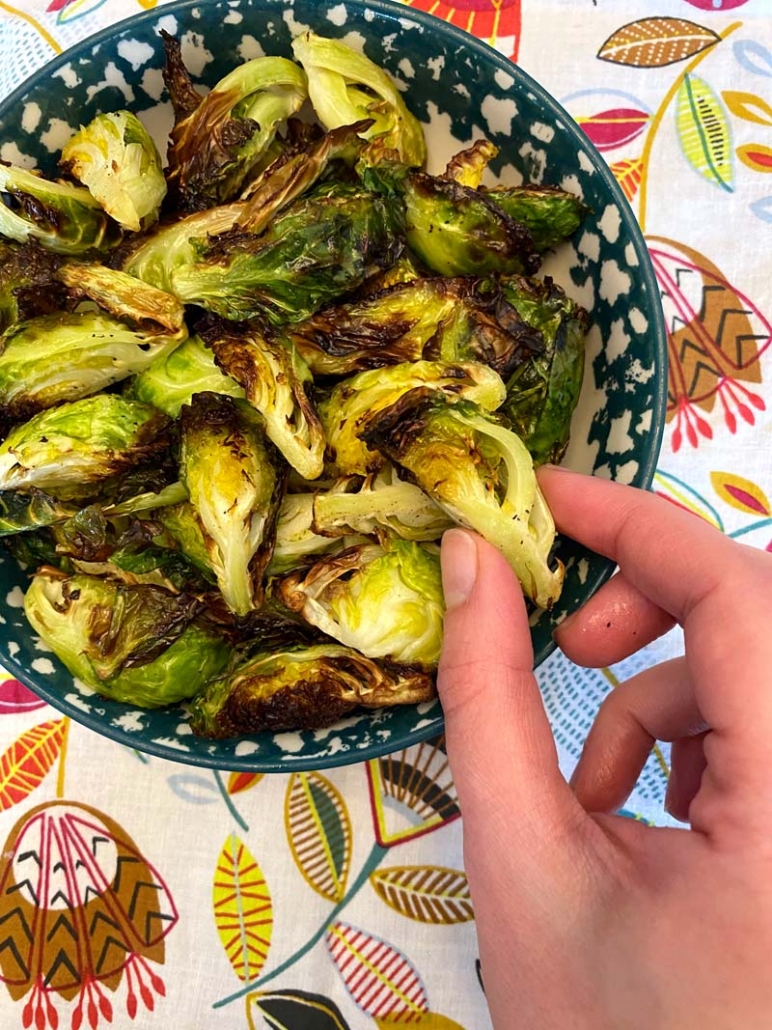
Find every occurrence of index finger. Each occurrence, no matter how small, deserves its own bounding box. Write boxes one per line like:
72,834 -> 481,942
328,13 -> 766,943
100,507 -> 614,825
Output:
540,467 -> 772,835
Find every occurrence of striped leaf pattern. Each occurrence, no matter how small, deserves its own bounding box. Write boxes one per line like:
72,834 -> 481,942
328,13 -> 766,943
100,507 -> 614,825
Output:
0,720 -> 65,811
610,158 -> 643,201
326,920 -> 428,1022
213,833 -> 272,982
676,75 -> 733,192
578,108 -> 649,151
247,989 -> 352,1030
370,866 -> 473,924
285,772 -> 352,903
598,18 -> 719,68
377,1016 -> 466,1030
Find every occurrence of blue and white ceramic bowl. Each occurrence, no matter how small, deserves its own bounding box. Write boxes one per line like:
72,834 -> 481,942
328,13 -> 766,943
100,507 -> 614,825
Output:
0,0 -> 667,771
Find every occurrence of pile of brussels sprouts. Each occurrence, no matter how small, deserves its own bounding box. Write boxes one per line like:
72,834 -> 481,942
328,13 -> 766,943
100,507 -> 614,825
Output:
0,32 -> 588,737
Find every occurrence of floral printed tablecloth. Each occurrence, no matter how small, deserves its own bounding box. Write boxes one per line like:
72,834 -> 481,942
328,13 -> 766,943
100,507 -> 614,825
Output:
0,1 -> 770,1028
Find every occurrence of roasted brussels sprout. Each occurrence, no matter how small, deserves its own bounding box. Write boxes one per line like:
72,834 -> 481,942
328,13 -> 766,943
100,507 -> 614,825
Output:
363,391 -> 564,608
312,465 -> 453,542
290,276 -> 543,378
130,333 -> 245,417
0,489 -> 77,536
0,311 -> 185,420
0,164 -> 122,254
265,493 -> 365,576
0,241 -> 64,333
57,262 -> 185,333
179,392 -> 284,615
0,395 -> 170,499
278,538 -> 445,665
162,30 -> 308,209
24,569 -> 229,706
292,32 -> 426,168
121,202 -> 245,294
319,359 -> 506,476
169,182 -> 404,324
155,501 -> 216,582
189,643 -> 435,738
198,317 -> 325,480
483,184 -> 587,253
60,110 -> 167,232
500,275 -> 589,465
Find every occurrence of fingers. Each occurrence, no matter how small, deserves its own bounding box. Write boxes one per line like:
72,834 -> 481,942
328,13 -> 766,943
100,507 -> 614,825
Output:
665,733 -> 709,824
570,657 -> 704,815
556,571 -> 675,667
438,529 -> 581,855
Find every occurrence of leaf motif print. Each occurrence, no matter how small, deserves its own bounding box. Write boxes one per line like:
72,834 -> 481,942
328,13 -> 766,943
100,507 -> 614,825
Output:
0,720 -> 65,811
597,18 -> 719,68
370,866 -> 473,924
0,801 -> 177,1029
367,735 -> 460,847
610,158 -> 643,201
285,772 -> 352,904
676,75 -> 733,191
0,678 -> 47,715
646,236 -> 771,450
722,90 -> 772,126
377,1016 -> 467,1030
577,108 -> 649,151
737,144 -> 772,173
228,772 -> 264,795
732,40 -> 772,79
710,472 -> 771,516
246,988 -> 352,1030
47,0 -> 111,23
326,920 -> 428,1022
213,833 -> 272,983
653,470 -> 724,530
750,196 -> 772,222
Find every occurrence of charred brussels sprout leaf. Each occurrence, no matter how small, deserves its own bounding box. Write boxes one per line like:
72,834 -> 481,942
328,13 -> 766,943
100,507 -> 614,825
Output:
443,140 -> 499,188
292,32 -> 426,168
236,120 -> 371,235
0,311 -> 186,421
267,492 -> 369,576
60,110 -> 167,232
363,391 -> 564,609
180,392 -> 284,615
170,183 -> 404,324
0,489 -> 78,536
130,334 -> 245,417
483,185 -> 588,253
24,569 -> 229,707
0,241 -> 64,333
278,538 -> 445,665
500,275 -> 589,465
163,30 -> 308,210
0,164 -> 122,254
58,262 -> 185,333
0,395 -> 170,499
190,644 -> 435,738
198,316 -> 325,480
312,466 -> 453,542
290,276 -> 543,378
319,359 -> 506,476
155,501 -> 217,582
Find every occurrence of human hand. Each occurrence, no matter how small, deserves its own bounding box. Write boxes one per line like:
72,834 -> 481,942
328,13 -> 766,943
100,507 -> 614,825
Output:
438,467 -> 772,1030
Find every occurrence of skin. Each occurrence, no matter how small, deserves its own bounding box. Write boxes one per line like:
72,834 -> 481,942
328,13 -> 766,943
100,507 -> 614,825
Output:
438,467 -> 772,1030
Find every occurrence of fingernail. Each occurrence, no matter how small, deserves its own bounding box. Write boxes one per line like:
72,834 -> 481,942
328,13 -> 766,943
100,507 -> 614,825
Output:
441,529 -> 478,610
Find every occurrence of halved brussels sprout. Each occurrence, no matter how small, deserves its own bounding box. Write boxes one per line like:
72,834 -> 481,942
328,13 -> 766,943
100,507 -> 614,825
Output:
363,391 -> 564,609
130,334 -> 245,418
190,643 -> 435,738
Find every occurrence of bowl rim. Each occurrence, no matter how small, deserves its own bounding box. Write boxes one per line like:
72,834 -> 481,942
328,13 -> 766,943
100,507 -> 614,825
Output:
0,0 -> 668,771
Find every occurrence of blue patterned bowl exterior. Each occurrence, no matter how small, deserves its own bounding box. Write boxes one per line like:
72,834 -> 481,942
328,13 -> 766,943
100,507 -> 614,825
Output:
0,0 -> 666,771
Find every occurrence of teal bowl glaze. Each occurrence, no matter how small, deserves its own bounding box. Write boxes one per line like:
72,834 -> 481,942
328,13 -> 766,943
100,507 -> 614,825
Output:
0,0 -> 667,771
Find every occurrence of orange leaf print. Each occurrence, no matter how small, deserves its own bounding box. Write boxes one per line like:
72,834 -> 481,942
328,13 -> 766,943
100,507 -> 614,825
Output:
610,158 -> 643,201
227,772 -> 264,795
722,91 -> 772,127
737,144 -> 772,173
598,18 -> 719,68
710,472 -> 771,516
0,720 -> 65,811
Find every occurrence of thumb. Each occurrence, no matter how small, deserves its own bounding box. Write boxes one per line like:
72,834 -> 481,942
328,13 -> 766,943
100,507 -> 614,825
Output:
438,529 -> 580,855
